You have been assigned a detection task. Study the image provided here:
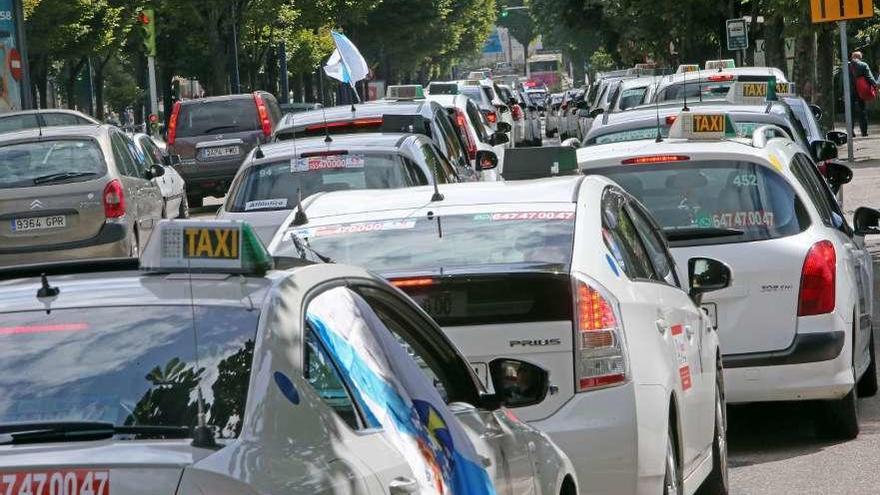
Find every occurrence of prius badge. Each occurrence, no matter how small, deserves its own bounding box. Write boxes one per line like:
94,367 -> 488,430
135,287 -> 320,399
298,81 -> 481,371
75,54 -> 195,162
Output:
30,199 -> 44,210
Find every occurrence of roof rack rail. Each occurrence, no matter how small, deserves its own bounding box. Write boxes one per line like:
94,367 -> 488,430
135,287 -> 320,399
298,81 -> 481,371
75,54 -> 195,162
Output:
0,258 -> 139,281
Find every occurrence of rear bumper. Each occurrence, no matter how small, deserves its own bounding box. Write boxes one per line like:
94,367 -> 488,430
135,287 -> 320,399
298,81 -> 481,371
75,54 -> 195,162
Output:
724,331 -> 852,403
0,222 -> 129,266
173,158 -> 245,194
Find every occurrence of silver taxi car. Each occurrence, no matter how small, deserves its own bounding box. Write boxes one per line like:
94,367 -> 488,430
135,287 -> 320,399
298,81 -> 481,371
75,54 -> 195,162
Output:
0,220 -> 577,495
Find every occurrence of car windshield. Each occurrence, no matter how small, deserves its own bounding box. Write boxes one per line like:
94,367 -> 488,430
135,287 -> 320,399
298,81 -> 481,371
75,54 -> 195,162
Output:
176,99 -> 260,137
592,160 -> 809,245
228,152 -> 424,212
0,139 -> 106,188
0,113 -> 39,132
274,210 -> 576,273
0,306 -> 257,438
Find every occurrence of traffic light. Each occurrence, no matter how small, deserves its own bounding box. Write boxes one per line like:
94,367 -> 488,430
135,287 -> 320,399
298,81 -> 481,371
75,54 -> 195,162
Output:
139,9 -> 156,57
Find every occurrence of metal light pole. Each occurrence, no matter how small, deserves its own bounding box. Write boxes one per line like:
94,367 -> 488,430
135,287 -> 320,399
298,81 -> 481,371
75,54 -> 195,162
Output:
12,0 -> 32,109
279,42 -> 289,103
231,4 -> 241,93
840,21 -> 854,162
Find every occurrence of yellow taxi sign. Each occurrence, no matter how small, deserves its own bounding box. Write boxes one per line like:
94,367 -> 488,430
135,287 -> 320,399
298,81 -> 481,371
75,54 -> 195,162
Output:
677,64 -> 700,74
141,220 -> 273,275
705,59 -> 736,70
726,80 -> 796,104
811,0 -> 873,23
669,112 -> 738,140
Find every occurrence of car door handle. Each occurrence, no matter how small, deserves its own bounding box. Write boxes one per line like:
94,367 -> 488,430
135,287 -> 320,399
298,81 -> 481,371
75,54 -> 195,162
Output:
389,477 -> 419,495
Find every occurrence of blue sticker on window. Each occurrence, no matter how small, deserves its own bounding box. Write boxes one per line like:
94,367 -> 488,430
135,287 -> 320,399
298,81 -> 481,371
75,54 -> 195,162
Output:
274,371 -> 300,405
606,253 -> 620,277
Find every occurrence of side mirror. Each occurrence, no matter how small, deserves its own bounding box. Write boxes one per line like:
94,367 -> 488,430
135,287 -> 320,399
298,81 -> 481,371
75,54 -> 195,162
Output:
810,139 -> 838,162
688,257 -> 732,303
854,207 -> 880,236
146,164 -> 166,180
589,108 -> 605,119
488,132 -> 509,146
826,130 -> 848,146
824,160 -> 853,193
496,121 -> 512,133
809,104 -> 824,121
475,149 -> 498,170
488,358 -> 549,408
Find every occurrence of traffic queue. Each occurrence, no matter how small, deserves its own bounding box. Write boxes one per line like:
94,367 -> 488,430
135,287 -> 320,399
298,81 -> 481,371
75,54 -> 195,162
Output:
0,60 -> 877,495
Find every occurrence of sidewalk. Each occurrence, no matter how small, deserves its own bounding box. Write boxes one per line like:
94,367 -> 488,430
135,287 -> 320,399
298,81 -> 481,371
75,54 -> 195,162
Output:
833,123 -> 880,165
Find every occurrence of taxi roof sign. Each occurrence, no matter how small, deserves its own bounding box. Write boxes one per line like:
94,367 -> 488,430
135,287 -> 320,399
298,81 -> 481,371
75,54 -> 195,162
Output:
141,219 -> 273,275
725,78 -> 796,105
668,112 -> 738,140
677,64 -> 700,74
386,85 -> 425,100
705,59 -> 736,70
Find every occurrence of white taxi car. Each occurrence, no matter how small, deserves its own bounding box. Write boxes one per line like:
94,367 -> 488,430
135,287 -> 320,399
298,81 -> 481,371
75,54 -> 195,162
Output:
0,220 -> 577,495
268,178 -> 733,495
578,111 -> 878,439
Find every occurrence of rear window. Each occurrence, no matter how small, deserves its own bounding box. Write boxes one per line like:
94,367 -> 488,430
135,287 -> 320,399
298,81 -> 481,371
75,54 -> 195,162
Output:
0,139 -> 106,189
0,305 -> 257,439
228,152 -> 424,212
177,99 -> 260,137
618,87 -> 648,110
275,210 -> 576,273
656,82 -> 732,102
593,161 -> 809,246
0,113 -> 39,133
588,121 -> 789,146
428,83 -> 459,95
460,86 -> 484,103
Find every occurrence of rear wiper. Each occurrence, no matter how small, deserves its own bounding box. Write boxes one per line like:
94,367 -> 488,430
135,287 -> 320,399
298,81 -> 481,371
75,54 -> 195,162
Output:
32,171 -> 97,185
664,227 -> 745,241
0,421 -> 190,445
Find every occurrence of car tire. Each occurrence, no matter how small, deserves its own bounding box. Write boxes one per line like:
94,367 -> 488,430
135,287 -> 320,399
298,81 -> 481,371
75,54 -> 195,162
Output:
697,362 -> 729,495
178,195 -> 190,219
188,193 -> 203,209
857,329 -> 877,397
664,423 -> 682,495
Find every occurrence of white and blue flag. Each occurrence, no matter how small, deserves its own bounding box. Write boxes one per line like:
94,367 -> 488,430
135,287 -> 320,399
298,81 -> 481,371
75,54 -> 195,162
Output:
324,31 -> 369,100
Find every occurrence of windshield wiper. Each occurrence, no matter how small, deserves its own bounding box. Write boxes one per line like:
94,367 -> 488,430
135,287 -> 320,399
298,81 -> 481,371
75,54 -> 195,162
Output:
32,171 -> 97,185
664,227 -> 745,241
0,421 -> 190,445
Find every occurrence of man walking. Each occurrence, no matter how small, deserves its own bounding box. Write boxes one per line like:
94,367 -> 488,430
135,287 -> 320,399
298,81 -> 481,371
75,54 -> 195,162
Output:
850,51 -> 879,137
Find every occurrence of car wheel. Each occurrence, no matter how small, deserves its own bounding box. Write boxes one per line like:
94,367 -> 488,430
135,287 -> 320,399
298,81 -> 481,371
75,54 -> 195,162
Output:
187,193 -> 203,208
664,425 -> 682,495
697,362 -> 728,495
178,195 -> 190,219
857,328 -> 877,397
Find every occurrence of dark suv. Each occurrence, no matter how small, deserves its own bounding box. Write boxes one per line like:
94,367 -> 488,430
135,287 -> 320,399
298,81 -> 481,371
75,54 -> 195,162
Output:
166,91 -> 282,206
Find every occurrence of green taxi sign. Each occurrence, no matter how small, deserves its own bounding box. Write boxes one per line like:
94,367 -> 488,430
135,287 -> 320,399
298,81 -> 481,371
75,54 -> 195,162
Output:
141,220 -> 273,275
386,85 -> 426,100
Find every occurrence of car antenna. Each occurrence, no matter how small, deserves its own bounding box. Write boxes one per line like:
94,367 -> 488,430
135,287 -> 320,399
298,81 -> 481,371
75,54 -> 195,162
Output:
682,68 -> 690,112
186,263 -> 217,450
318,68 -> 332,143
292,187 -> 308,226
36,273 -> 59,314
254,144 -> 264,159
429,164 -> 444,202
654,76 -> 663,143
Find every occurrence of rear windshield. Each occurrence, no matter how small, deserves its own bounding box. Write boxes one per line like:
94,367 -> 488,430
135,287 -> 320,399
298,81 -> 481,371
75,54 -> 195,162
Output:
228,152 -> 425,212
592,161 -> 809,245
177,99 -> 260,137
0,306 -> 257,439
587,121 -> 793,146
618,87 -> 648,110
0,139 -> 106,189
656,82 -> 732,102
460,87 -> 484,103
0,113 -> 39,133
275,210 -> 576,273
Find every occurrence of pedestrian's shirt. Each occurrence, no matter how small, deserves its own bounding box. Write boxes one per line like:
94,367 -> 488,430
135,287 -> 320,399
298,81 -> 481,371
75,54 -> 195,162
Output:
851,59 -> 879,86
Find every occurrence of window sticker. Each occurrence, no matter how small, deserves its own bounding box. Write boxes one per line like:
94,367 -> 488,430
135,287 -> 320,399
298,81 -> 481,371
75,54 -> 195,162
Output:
731,173 -> 758,187
671,324 -> 692,391
288,219 -> 417,240
291,154 -> 366,172
244,198 -> 288,211
473,211 -> 574,221
698,210 -> 775,228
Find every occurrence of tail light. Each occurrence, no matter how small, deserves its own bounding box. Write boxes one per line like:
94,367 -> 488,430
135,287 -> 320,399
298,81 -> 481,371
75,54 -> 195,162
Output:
305,118 -> 383,132
455,108 -> 477,160
253,92 -> 272,138
103,179 -> 126,218
167,101 -> 181,146
621,155 -> 690,165
707,74 -> 735,82
798,240 -> 836,316
511,104 -> 524,121
665,115 -> 678,126
486,111 -> 498,124
574,276 -> 628,391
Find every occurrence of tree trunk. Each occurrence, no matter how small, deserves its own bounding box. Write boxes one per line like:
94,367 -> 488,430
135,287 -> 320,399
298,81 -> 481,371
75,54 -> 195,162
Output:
206,6 -> 228,95
94,69 -> 105,120
303,71 -> 313,102
816,25 -> 835,128
793,3 -> 816,104
763,15 -> 786,71
134,54 -> 146,126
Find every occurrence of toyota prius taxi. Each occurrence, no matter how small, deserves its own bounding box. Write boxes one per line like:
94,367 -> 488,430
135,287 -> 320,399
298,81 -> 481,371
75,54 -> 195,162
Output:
268,177 -> 733,495
579,110 -> 880,440
0,220 -> 578,495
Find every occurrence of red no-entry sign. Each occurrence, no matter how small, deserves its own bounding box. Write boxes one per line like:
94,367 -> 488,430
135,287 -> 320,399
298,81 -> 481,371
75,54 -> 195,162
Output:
9,48 -> 21,81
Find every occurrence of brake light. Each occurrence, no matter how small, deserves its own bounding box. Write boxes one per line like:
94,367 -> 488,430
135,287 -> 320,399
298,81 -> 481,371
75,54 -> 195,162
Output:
455,108 -> 477,160
391,278 -> 435,288
665,115 -> 678,126
0,323 -> 89,336
798,240 -> 836,316
574,277 -> 627,391
708,74 -> 735,82
103,179 -> 126,218
253,93 -> 272,138
621,155 -> 690,165
305,118 -> 383,132
486,111 -> 498,124
511,104 -> 524,121
167,101 -> 181,146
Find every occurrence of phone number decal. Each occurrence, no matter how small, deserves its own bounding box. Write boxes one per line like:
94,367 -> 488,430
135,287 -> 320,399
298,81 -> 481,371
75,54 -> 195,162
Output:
476,211 -> 575,221
0,470 -> 109,495
698,210 -> 774,228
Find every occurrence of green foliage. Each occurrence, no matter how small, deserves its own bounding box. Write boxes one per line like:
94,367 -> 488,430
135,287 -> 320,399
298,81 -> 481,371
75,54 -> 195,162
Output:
590,48 -> 615,72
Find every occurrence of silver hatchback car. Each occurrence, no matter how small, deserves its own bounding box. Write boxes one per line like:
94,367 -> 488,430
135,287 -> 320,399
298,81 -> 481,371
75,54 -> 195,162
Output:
0,125 -> 164,266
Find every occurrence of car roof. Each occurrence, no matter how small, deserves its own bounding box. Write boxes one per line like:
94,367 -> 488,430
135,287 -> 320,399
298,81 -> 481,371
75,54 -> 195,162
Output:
425,94 -> 467,108
0,124 -> 108,143
276,101 -> 434,132
0,108 -> 100,123
658,66 -> 788,87
179,93 -> 259,105
246,132 -> 417,164
296,176 -> 589,221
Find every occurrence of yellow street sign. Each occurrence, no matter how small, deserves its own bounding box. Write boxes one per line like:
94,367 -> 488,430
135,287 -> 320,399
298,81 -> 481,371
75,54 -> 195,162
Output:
811,0 -> 874,23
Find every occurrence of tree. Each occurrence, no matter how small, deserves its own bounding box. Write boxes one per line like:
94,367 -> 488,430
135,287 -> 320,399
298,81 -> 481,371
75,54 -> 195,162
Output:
498,0 -> 536,68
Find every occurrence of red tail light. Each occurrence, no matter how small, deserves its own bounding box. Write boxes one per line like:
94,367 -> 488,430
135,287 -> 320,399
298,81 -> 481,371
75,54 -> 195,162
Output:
621,155 -> 690,165
253,93 -> 272,138
511,104 -> 524,121
574,277 -> 627,391
486,111 -> 498,124
665,115 -> 678,126
455,108 -> 477,160
798,240 -> 836,316
103,179 -> 126,218
707,74 -> 735,82
390,278 -> 435,288
167,101 -> 181,146
305,118 -> 383,132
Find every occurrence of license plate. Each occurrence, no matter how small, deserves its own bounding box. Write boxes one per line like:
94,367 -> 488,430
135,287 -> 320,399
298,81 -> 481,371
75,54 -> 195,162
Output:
701,303 -> 718,329
0,469 -> 110,495
11,215 -> 66,232
413,291 -> 466,318
201,145 -> 239,158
